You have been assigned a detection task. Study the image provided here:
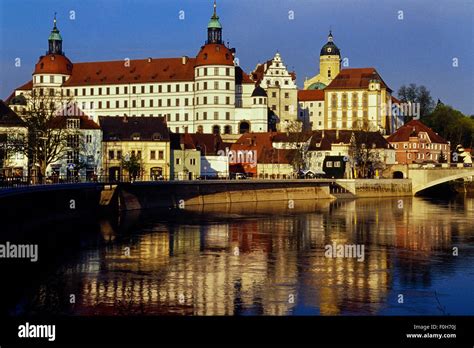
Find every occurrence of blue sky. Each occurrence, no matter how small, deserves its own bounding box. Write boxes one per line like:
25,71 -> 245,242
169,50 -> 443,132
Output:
1,0 -> 473,114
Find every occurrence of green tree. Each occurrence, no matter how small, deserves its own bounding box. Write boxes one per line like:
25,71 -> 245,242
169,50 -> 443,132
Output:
121,152 -> 142,181
423,104 -> 474,150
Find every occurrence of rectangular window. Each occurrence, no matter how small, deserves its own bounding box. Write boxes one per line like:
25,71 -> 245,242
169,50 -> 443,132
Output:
150,150 -> 156,160
98,88 -> 102,95
226,68 -> 230,76
203,112 -> 207,120
106,87 -> 110,95
108,150 -> 114,160
149,99 -> 153,107
176,113 -> 180,121
124,86 -> 128,94
203,97 -> 207,105
141,86 -> 145,94
116,100 -> 119,108
158,151 -> 164,160
167,99 -> 171,107
214,96 -> 218,104
176,99 -> 180,106
132,100 -> 136,108
141,100 -> 145,107
149,85 -> 153,93
176,84 -> 180,92
116,87 -> 120,94
214,111 -> 218,120
124,100 -> 128,108
226,96 -> 230,105
214,81 -> 219,90
185,113 -> 189,121
90,88 -> 94,96
185,84 -> 189,92
167,85 -> 171,93
159,85 -> 162,93
226,112 -> 230,120
158,99 -> 162,107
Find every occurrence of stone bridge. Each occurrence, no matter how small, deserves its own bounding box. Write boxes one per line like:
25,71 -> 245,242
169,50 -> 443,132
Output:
387,164 -> 474,194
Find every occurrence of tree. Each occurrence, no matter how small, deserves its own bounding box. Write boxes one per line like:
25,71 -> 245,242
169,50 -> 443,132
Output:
121,152 -> 143,181
281,121 -> 312,173
398,83 -> 435,119
10,90 -> 80,182
348,120 -> 386,178
423,104 -> 474,150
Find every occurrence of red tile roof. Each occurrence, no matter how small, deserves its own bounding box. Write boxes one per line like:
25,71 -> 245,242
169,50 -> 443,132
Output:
63,57 -> 197,86
195,43 -> 234,67
298,89 -> 325,102
188,133 -> 226,155
386,119 -> 448,144
34,54 -> 73,75
326,68 -> 392,92
49,115 -> 101,130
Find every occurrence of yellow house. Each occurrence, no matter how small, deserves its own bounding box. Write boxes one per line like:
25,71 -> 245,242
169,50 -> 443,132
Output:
323,68 -> 393,134
99,116 -> 170,181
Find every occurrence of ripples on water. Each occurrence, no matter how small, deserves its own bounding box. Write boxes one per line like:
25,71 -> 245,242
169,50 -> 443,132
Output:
19,197 -> 474,316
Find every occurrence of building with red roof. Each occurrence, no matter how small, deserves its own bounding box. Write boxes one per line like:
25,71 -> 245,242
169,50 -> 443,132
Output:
386,119 -> 450,164
8,2 -> 268,136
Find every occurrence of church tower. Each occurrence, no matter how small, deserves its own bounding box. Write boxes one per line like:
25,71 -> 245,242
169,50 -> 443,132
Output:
304,31 -> 341,90
319,31 -> 341,85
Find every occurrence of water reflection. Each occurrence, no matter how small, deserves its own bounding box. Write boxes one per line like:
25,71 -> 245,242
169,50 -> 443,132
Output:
26,197 -> 474,316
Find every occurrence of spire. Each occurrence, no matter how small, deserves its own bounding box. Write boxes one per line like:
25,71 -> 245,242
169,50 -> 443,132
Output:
328,30 -> 333,42
48,13 -> 63,55
207,0 -> 222,44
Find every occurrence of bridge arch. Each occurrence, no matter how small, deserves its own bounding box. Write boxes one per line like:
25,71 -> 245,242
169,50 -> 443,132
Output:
412,169 -> 474,194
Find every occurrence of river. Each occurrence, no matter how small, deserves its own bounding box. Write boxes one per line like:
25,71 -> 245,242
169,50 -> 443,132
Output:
9,196 -> 474,316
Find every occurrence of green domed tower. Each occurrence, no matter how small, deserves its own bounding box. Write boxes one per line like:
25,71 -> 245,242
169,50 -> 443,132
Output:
207,1 -> 223,44
48,14 -> 64,55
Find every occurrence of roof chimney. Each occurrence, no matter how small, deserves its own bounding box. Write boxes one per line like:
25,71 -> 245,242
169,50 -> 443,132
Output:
147,57 -> 152,63
182,56 -> 188,65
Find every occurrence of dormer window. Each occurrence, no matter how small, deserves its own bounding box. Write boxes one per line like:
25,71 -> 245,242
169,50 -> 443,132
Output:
131,133 -> 141,141
152,133 -> 162,141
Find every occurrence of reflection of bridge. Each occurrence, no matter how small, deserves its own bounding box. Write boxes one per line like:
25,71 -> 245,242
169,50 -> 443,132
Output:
388,165 -> 474,194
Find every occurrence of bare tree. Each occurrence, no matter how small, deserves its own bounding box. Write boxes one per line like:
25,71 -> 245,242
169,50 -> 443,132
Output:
11,89 -> 81,181
348,120 -> 385,178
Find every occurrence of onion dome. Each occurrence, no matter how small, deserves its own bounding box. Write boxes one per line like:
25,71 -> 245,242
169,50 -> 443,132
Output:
320,30 -> 340,56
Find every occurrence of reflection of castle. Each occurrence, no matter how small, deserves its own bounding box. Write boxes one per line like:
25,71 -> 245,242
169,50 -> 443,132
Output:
29,197 -> 470,316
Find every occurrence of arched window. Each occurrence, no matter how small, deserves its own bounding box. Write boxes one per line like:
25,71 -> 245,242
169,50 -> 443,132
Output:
239,121 -> 250,134
224,125 -> 232,134
197,125 -> 204,133
212,125 -> 220,135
